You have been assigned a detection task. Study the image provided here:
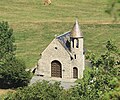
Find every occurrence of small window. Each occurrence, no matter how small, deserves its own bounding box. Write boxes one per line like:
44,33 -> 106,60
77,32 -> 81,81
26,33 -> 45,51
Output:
76,39 -> 79,48
71,38 -> 74,48
74,54 -> 76,59
73,67 -> 78,78
70,56 -> 73,60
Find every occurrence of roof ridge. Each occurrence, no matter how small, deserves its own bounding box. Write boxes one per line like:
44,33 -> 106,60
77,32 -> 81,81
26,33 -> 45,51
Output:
56,31 -> 70,38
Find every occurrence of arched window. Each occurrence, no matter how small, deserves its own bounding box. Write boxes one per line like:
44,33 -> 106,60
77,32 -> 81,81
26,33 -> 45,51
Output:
76,39 -> 79,48
72,38 -> 74,48
71,38 -> 79,48
51,60 -> 62,78
73,67 -> 78,78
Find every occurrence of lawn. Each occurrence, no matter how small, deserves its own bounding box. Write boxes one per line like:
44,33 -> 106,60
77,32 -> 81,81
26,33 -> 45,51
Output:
0,0 -> 120,68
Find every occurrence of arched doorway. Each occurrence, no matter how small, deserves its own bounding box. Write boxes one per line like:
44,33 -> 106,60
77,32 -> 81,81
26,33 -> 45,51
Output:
73,67 -> 78,78
51,60 -> 62,78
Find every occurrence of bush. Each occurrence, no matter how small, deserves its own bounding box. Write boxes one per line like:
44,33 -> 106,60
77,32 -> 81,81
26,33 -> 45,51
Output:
69,41 -> 120,100
4,81 -> 67,100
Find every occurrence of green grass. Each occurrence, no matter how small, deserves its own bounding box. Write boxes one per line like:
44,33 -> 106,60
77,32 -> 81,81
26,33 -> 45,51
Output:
13,22 -> 120,68
0,0 -> 120,68
1,0 -> 119,23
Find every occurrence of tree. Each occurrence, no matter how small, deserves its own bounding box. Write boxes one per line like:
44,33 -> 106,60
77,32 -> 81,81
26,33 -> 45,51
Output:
4,81 -> 67,100
69,41 -> 120,100
3,41 -> 120,99
0,21 -> 16,63
105,0 -> 120,21
0,21 -> 31,88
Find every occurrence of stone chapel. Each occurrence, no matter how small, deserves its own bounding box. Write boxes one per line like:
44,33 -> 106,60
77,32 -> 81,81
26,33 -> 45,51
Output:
35,20 -> 85,80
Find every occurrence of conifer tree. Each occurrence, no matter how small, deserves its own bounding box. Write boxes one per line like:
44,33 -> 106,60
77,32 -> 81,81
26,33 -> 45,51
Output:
0,21 -> 31,88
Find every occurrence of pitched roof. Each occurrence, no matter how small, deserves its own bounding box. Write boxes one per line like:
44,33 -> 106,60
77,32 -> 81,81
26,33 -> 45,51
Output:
56,31 -> 74,58
55,20 -> 83,57
56,31 -> 71,51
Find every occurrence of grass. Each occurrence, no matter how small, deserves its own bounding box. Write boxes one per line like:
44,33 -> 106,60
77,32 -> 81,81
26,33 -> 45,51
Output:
0,0 -> 120,68
14,23 -> 120,68
1,0 -> 119,23
0,89 -> 15,100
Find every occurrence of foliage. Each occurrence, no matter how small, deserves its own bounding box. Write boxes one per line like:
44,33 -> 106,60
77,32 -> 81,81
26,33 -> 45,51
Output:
0,21 -> 31,88
103,88 -> 120,100
0,58 -> 31,88
69,41 -> 120,100
0,21 -> 16,63
105,0 -> 120,21
4,81 -> 67,100
3,41 -> 120,100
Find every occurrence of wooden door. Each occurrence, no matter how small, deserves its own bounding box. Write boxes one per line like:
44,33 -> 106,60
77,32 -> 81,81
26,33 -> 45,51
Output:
51,60 -> 62,78
73,67 -> 78,78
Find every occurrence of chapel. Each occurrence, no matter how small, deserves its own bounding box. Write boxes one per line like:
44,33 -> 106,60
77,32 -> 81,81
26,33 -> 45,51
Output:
35,20 -> 85,79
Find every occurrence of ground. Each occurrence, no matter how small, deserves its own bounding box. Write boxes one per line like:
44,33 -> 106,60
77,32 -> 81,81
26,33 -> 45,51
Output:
0,89 -> 15,96
30,76 -> 76,89
0,0 -> 120,97
0,0 -> 120,68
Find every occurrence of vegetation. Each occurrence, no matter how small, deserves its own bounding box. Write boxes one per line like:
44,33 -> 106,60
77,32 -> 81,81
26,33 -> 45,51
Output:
0,0 -> 119,99
3,41 -> 120,100
69,41 -> 120,100
105,0 -> 120,21
0,0 -> 120,68
3,81 -> 66,100
0,0 -> 118,23
0,22 -> 31,88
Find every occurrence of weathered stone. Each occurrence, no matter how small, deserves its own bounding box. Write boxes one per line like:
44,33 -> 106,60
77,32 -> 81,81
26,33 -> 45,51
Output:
35,20 -> 85,82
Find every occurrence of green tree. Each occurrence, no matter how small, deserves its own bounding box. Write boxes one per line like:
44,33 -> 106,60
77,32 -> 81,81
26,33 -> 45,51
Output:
0,21 -> 16,64
4,81 -> 67,100
3,41 -> 120,99
69,41 -> 120,100
106,0 -> 120,21
0,21 -> 31,88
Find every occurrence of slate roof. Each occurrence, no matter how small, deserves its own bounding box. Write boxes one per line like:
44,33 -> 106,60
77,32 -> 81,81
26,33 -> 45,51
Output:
56,31 -> 71,52
56,20 -> 83,56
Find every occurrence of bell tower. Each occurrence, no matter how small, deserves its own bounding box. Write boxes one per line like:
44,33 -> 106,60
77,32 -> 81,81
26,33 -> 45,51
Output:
70,20 -> 85,78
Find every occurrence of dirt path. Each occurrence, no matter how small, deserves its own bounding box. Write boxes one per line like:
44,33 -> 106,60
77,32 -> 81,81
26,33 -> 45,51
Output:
11,20 -> 120,25
0,89 -> 15,95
